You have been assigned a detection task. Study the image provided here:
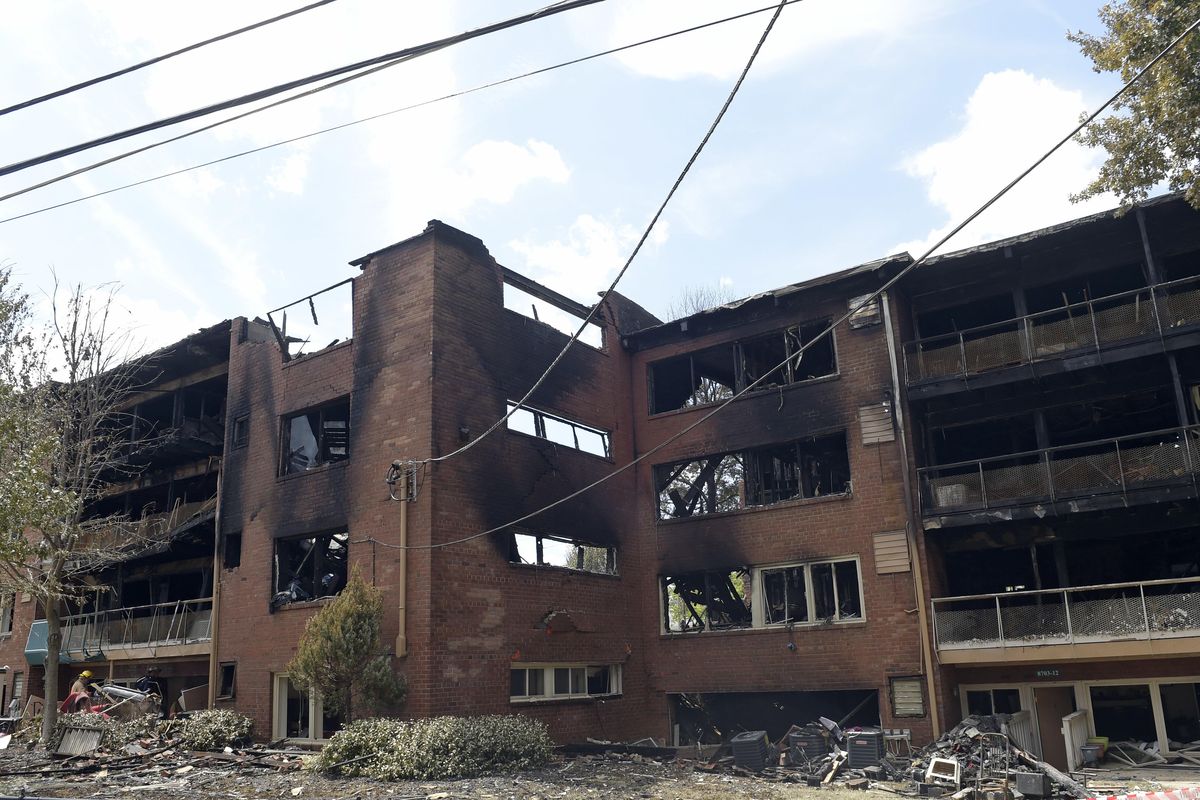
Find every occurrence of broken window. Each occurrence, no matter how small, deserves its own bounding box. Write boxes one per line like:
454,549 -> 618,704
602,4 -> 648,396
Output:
655,454 -> 744,519
737,320 -> 836,390
223,531 -> 242,570
232,415 -> 249,448
280,399 -> 350,475
1160,683 -> 1200,745
218,663 -> 237,699
506,402 -> 610,458
758,558 -> 862,626
0,594 -> 12,635
267,279 -> 354,360
510,664 -> 621,702
649,344 -> 737,414
503,282 -> 603,348
1090,684 -> 1156,743
272,531 -> 348,609
662,570 -> 751,633
657,433 -> 850,520
508,531 -> 616,575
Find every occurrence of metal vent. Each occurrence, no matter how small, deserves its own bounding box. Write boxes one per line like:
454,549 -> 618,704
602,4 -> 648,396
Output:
891,677 -> 925,717
874,530 -> 910,574
860,403 -> 895,445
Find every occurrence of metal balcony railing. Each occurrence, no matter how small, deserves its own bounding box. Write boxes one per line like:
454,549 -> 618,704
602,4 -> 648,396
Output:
920,425 -> 1200,515
932,577 -> 1200,651
904,274 -> 1200,384
60,598 -> 213,655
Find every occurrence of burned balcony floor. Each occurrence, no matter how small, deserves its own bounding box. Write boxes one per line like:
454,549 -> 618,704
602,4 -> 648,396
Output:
656,432 -> 850,520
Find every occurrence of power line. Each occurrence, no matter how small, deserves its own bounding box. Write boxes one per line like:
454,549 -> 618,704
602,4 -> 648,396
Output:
0,0 -> 340,117
0,0 -> 604,179
0,0 -> 804,226
420,0 -> 791,468
381,13 -> 1200,551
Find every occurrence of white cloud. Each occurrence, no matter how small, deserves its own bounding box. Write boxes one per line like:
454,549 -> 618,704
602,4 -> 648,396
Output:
595,0 -> 950,81
444,139 -> 569,211
266,146 -> 310,195
895,69 -> 1114,257
719,276 -> 734,288
508,213 -> 669,299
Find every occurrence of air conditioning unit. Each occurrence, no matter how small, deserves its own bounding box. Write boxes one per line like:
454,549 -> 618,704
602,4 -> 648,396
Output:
935,483 -> 968,508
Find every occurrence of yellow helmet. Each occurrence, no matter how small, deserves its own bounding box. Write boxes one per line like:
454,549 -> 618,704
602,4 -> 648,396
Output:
80,670 -> 93,679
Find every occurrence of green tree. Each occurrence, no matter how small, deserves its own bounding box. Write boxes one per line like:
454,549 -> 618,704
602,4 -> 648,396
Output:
1070,1 -> 1200,209
286,567 -> 406,723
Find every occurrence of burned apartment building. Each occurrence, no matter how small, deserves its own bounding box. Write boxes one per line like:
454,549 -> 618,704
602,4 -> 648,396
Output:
0,322 -> 230,717
621,256 -> 939,748
5,195 -> 1200,753
897,194 -> 1200,770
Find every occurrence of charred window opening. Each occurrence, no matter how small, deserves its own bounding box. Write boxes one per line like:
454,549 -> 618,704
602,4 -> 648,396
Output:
506,402 -> 610,458
502,282 -> 604,349
281,399 -> 350,475
759,558 -> 862,626
223,531 -> 242,570
746,433 -> 851,505
509,531 -> 616,575
656,434 -> 850,520
217,663 -> 237,699
272,531 -> 348,609
649,344 -> 736,414
655,454 -> 744,519
662,569 -> 751,633
737,320 -> 836,390
916,294 -> 1017,339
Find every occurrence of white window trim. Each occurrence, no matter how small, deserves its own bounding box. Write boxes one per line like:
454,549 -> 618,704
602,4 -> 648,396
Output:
273,674 -> 338,742
660,557 -> 866,635
509,663 -> 622,704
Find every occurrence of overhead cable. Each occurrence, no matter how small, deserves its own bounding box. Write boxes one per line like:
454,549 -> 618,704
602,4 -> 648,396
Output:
0,0 -> 340,117
416,0 -> 792,468
0,0 -> 804,226
382,12 -> 1200,551
0,0 -> 604,179
0,1 -> 801,224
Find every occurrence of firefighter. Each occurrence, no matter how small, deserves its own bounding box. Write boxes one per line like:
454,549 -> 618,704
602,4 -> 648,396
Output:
69,669 -> 94,698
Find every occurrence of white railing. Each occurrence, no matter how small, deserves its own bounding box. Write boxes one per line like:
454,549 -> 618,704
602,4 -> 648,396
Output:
1004,709 -> 1038,756
1063,710 -> 1090,771
932,577 -> 1200,650
61,598 -> 213,655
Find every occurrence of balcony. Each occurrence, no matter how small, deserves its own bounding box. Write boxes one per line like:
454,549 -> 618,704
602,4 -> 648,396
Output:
931,577 -> 1200,664
919,425 -> 1200,527
904,275 -> 1200,394
25,598 -> 213,665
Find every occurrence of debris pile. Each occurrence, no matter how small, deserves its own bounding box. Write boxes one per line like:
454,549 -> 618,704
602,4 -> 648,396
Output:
690,714 -> 1092,798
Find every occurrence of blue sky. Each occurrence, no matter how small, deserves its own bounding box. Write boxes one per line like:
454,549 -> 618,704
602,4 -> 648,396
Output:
0,0 -> 1130,350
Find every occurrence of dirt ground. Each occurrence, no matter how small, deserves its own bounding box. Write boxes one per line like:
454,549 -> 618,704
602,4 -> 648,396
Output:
0,748 -> 901,800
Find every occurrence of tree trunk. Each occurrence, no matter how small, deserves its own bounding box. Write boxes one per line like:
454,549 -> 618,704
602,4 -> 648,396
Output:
40,604 -> 62,745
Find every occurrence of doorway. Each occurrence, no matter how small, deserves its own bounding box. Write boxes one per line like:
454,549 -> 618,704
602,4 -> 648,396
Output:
1034,687 -> 1076,769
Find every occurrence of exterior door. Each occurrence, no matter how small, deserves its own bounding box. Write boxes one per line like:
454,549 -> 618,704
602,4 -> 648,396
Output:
1034,687 -> 1075,770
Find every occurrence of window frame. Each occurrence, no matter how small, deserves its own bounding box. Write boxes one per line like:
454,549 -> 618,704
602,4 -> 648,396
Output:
279,398 -> 351,476
232,414 -> 249,449
505,402 -> 611,459
272,673 -> 342,741
661,557 -> 866,635
661,569 -> 752,633
217,662 -> 237,700
508,531 -> 617,576
0,593 -> 13,636
509,663 -> 622,704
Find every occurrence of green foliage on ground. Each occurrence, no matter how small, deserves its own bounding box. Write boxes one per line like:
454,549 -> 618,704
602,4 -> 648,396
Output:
175,709 -> 254,752
314,715 -> 554,780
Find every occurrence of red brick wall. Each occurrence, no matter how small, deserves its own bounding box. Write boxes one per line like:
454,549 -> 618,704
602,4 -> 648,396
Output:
627,284 -> 936,744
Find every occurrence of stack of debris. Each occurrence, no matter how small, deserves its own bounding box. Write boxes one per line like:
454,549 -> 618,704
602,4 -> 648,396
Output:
691,714 -> 1091,799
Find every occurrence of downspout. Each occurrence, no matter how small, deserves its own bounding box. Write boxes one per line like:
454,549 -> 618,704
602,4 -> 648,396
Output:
206,455 -> 224,709
395,468 -> 408,658
881,291 -> 941,739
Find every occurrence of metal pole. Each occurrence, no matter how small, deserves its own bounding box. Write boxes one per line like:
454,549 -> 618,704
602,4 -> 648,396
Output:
996,596 -> 1005,647
1141,583 -> 1151,638
1064,590 -> 1074,644
979,462 -> 988,509
1116,440 -> 1127,496
1045,451 -> 1055,501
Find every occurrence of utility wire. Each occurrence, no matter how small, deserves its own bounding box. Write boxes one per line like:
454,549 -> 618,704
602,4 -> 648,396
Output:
0,0 -> 340,117
419,0 -> 791,468
0,0 -> 804,226
380,12 -> 1200,551
0,0 -> 603,179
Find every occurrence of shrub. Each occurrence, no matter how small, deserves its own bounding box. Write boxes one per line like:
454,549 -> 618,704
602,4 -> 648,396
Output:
315,715 -> 553,779
174,709 -> 253,751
